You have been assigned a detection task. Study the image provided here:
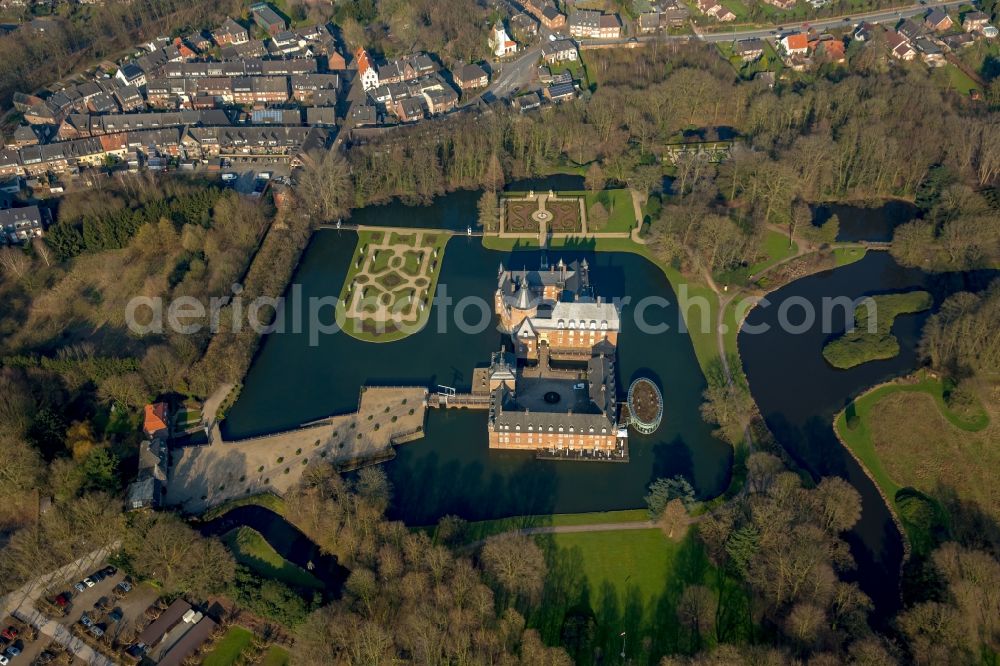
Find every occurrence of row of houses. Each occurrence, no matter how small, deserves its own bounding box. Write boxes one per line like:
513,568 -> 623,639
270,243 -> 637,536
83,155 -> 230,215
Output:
637,0 -> 691,33
523,0 -> 568,31
568,10 -> 623,39
0,126 -> 329,178
696,0 -> 737,23
855,8 -> 996,67
0,205 -> 48,245
369,72 -> 461,122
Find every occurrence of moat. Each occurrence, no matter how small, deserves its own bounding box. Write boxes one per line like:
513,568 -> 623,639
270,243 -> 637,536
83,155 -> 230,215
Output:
223,193 -> 730,524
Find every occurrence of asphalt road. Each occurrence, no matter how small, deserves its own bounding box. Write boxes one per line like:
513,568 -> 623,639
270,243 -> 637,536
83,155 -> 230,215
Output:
583,0 -> 968,44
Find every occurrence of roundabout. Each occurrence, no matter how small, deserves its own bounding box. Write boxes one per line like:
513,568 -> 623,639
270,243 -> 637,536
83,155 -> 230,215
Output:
627,378 -> 663,434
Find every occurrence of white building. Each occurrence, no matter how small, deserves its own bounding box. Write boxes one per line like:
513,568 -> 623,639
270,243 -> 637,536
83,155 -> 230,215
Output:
490,21 -> 518,58
356,47 -> 380,91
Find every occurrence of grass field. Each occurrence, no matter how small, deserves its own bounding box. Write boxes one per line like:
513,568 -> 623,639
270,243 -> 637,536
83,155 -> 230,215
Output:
822,290 -> 932,368
261,646 -> 290,666
543,529 -> 684,603
222,526 -> 325,590
202,627 -> 254,666
716,229 -> 798,286
834,372 -> 994,551
583,189 -> 636,233
942,63 -> 979,97
530,527 -> 751,659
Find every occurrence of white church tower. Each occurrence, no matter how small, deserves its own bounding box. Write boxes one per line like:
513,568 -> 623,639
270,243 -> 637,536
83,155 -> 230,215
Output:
489,21 -> 518,58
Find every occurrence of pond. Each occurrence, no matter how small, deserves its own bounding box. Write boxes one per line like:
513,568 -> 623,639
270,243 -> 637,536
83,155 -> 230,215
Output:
224,194 -> 731,525
739,249 -> 997,618
811,200 -> 918,243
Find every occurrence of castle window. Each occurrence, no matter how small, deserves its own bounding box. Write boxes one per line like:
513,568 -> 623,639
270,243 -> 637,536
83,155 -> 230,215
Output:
590,320 -> 597,329
601,321 -> 608,330
557,319 -> 565,327
568,320 -> 576,328
601,428 -> 607,434
527,425 -> 532,431
514,425 -> 519,431
589,427 -> 594,433
548,426 -> 554,432
558,426 -> 564,432
569,427 -> 574,433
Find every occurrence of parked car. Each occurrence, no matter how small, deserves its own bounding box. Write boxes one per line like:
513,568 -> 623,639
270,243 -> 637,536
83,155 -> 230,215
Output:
36,652 -> 55,664
54,593 -> 70,609
90,571 -> 105,582
79,614 -> 93,628
115,581 -> 132,594
0,653 -> 8,665
101,566 -> 117,577
82,578 -> 96,588
108,608 -> 123,623
88,625 -> 104,638
73,582 -> 86,593
4,646 -> 19,657
0,628 -> 14,641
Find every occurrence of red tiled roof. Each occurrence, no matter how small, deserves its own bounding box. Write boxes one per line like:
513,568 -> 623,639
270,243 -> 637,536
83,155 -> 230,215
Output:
784,33 -> 809,50
144,403 -> 168,435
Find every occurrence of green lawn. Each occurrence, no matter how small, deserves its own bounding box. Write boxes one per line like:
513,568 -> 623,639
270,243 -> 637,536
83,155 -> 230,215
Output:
201,627 -> 254,666
822,290 -> 932,368
261,646 -> 290,666
943,63 -> 979,96
222,527 -> 325,590
544,529 -> 684,603
585,190 -> 635,233
530,527 -> 752,660
834,245 -> 867,266
716,229 -> 798,286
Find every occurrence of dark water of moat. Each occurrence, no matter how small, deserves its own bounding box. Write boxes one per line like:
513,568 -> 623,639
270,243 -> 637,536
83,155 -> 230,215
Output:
224,206 -> 731,524
739,248 -> 997,618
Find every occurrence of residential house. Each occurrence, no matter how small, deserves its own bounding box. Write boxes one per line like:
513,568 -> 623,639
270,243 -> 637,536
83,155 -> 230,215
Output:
515,91 -> 543,112
185,31 -> 212,52
125,439 -> 167,510
89,91 -> 119,114
213,17 -> 249,45
545,81 -> 576,102
524,0 -> 567,30
542,39 -> 579,63
250,108 -> 302,125
780,33 -> 809,55
377,53 -> 436,85
0,205 -> 46,244
885,29 -> 917,59
898,19 -> 925,43
697,0 -> 735,22
350,104 -> 378,126
220,40 -> 268,60
115,85 -> 145,112
569,10 -> 621,39
0,149 -> 20,178
853,22 -> 877,41
7,125 -> 40,148
395,97 -> 427,122
490,21 -> 518,57
814,38 -> 846,63
510,13 -> 539,41
962,11 -> 990,32
327,50 -> 348,70
357,48 -> 380,91
733,38 -> 765,61
306,107 -> 337,127
455,64 -> 489,90
924,8 -> 953,32
915,37 -> 946,65
422,86 -> 459,114
115,63 -> 147,88
541,6 -> 568,30
251,2 -> 287,36
231,76 -> 289,105
144,402 -> 169,439
763,0 -> 796,9
942,32 -> 975,49
637,4 -> 689,32
291,73 -> 340,102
